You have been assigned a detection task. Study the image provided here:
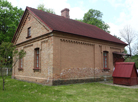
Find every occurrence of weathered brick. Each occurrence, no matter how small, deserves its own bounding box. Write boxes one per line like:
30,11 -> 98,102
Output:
12,10 -> 125,85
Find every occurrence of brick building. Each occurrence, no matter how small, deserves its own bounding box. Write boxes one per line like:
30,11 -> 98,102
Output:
12,7 -> 127,85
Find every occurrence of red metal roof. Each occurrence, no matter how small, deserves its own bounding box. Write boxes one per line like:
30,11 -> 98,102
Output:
12,7 -> 127,45
112,62 -> 138,78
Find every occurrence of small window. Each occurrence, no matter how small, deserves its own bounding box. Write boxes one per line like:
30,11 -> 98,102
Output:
27,27 -> 31,37
18,58 -> 23,70
34,48 -> 39,69
103,51 -> 108,68
20,58 -> 23,68
103,51 -> 110,71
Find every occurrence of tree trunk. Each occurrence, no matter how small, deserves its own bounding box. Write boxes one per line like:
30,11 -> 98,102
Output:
129,44 -> 132,59
94,68 -> 95,81
1,68 -> 5,91
3,78 -> 5,91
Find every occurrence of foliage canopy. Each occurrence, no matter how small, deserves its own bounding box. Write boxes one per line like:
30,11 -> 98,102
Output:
120,25 -> 136,56
0,0 -> 24,43
37,4 -> 55,14
76,9 -> 110,33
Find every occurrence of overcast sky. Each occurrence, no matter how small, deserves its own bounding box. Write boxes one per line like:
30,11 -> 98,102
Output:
7,0 -> 138,39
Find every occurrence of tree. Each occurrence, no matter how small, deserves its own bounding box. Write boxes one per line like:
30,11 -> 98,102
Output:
75,19 -> 83,22
124,48 -> 128,54
125,55 -> 138,69
113,35 -> 121,40
130,44 -> 138,69
0,42 -> 26,90
120,25 -> 136,56
83,9 -> 110,33
0,0 -> 24,43
37,4 -> 55,14
132,43 -> 138,55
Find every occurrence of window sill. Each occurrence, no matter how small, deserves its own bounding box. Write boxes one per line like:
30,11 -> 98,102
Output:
33,68 -> 40,70
102,68 -> 110,72
26,36 -> 31,39
33,68 -> 41,72
18,68 -> 23,71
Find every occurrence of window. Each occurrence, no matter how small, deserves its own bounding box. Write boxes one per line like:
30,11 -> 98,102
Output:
103,51 -> 108,68
27,27 -> 31,38
103,51 -> 110,71
34,48 -> 39,69
18,58 -> 23,70
20,58 -> 23,68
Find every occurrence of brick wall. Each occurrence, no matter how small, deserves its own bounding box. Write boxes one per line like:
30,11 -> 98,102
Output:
15,11 -> 50,44
53,33 -> 125,82
13,37 -> 53,85
12,10 -> 53,85
12,10 -> 125,85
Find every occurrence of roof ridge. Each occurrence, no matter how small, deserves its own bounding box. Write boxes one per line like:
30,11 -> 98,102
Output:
27,6 -> 70,20
27,7 -> 99,28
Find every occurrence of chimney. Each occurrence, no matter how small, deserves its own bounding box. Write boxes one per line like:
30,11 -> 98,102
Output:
61,8 -> 70,18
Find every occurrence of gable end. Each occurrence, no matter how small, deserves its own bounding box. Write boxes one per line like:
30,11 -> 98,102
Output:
12,8 -> 52,44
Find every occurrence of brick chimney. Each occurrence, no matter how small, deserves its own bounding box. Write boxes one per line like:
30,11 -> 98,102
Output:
61,8 -> 70,18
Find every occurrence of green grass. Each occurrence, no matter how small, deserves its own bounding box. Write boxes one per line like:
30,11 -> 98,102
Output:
0,77 -> 138,102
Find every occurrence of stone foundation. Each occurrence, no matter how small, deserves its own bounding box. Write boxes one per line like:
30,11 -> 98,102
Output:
12,75 -> 112,86
13,75 -> 53,85
52,76 -> 112,85
53,77 -> 112,85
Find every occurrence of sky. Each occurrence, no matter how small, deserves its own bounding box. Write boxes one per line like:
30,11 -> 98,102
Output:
7,0 -> 138,40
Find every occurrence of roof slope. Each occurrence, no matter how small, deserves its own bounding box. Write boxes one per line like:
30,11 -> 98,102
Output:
112,62 -> 138,78
13,7 -> 127,45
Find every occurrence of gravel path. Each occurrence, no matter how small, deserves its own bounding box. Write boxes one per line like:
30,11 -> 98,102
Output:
99,81 -> 138,89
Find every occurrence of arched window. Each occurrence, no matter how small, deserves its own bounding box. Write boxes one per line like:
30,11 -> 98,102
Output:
26,27 -> 31,39
20,58 -> 23,68
34,48 -> 39,69
18,56 -> 23,70
28,27 -> 31,37
103,51 -> 108,68
18,58 -> 23,70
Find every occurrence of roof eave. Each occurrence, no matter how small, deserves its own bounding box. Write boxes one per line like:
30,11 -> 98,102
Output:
53,30 -> 127,46
11,7 -> 28,43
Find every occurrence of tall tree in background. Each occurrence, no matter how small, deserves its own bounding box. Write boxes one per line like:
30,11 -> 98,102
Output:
75,19 -> 83,22
0,0 -> 24,43
113,35 -> 128,54
133,43 -> 138,55
37,4 -> 55,14
120,25 -> 136,56
124,48 -> 128,54
82,9 -> 110,33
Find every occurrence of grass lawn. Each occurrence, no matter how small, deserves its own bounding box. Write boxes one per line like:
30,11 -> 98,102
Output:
0,76 -> 138,102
